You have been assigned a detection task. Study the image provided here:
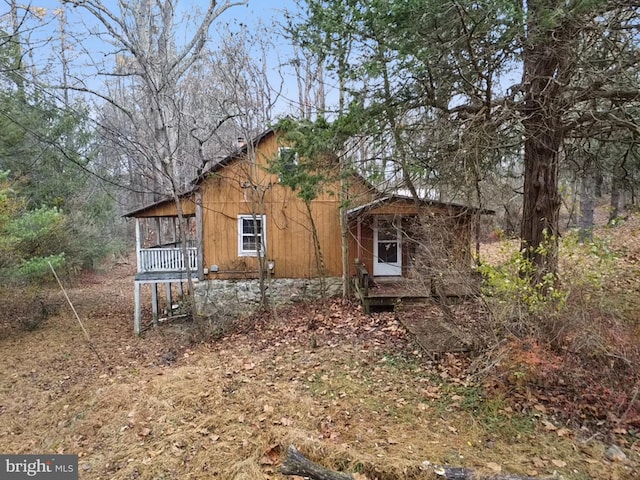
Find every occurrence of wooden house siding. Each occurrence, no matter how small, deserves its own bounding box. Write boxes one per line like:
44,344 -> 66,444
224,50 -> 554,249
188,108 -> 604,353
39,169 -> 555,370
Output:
199,132 -> 357,280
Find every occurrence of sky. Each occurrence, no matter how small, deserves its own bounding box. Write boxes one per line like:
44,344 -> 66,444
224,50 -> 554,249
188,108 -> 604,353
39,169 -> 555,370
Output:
7,0 -> 303,112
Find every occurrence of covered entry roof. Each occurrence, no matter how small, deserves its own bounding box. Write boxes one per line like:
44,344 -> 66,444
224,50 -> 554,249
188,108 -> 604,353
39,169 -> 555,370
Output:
347,195 -> 494,218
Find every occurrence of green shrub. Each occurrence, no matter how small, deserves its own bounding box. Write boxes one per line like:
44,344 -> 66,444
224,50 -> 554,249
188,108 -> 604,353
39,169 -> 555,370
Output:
477,244 -> 568,320
478,230 -> 621,346
12,253 -> 65,283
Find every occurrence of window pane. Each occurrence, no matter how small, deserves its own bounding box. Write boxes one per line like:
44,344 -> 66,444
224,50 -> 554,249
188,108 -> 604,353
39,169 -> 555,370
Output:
378,242 -> 398,263
377,219 -> 397,241
242,218 -> 262,235
243,218 -> 254,234
279,148 -> 298,176
243,236 -> 256,251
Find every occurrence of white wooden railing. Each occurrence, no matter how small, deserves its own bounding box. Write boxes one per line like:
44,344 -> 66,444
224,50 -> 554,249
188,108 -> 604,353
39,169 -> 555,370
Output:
138,247 -> 198,273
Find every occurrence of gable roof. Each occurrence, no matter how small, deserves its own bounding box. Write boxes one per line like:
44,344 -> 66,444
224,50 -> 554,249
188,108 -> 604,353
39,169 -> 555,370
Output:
125,128 -> 494,219
122,192 -> 196,218
191,129 -> 275,186
123,129 -> 275,218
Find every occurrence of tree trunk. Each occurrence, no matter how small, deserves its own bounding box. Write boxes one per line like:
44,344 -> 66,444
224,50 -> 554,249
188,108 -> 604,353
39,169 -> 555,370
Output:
609,175 -> 621,225
578,161 -> 595,242
340,179 -> 351,298
520,1 -> 573,283
520,97 -> 562,281
305,200 -> 327,297
594,170 -> 603,198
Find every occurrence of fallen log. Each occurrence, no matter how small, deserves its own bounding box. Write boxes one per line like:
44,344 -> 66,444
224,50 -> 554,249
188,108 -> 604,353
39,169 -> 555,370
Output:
280,445 -> 353,480
280,444 -> 553,480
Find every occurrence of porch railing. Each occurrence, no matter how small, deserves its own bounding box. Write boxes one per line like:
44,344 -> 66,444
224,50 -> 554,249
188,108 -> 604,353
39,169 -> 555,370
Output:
138,247 -> 198,273
354,260 -> 370,298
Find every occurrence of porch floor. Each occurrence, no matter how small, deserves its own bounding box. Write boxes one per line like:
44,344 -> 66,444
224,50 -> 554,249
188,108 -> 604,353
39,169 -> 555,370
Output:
353,266 -> 480,314
135,271 -> 199,283
356,277 -> 431,313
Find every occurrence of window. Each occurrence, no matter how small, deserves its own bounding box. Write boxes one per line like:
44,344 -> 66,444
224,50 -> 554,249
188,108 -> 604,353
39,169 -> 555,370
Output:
278,147 -> 298,180
238,215 -> 266,256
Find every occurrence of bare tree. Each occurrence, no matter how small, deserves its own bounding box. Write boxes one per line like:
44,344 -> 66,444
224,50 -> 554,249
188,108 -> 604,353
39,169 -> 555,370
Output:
62,0 -> 245,194
56,0 -> 247,309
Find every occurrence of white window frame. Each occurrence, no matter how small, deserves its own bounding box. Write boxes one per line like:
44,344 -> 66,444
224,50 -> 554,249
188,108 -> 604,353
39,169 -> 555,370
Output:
238,214 -> 266,257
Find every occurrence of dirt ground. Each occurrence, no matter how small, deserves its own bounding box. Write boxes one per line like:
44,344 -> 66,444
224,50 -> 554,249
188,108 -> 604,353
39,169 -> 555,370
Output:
0,250 -> 638,479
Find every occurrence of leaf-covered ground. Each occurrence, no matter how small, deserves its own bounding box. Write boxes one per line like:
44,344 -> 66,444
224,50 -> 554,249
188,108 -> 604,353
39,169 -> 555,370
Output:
1,220 -> 639,479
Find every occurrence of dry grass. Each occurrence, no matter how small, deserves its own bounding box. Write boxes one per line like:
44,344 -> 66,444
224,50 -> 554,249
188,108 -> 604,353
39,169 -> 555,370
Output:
0,251 -> 638,479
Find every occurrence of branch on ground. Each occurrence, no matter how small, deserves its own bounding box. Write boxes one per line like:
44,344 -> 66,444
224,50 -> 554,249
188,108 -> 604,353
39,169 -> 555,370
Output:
280,444 -> 554,480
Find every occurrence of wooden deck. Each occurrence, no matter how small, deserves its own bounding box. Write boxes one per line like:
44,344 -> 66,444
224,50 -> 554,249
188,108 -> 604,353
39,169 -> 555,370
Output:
353,261 -> 480,314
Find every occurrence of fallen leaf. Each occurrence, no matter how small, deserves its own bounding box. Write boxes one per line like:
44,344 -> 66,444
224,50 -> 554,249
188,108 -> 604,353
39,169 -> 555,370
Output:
486,462 -> 501,473
533,404 -> 547,413
551,459 -> 567,468
532,457 -> 546,468
280,417 -> 294,426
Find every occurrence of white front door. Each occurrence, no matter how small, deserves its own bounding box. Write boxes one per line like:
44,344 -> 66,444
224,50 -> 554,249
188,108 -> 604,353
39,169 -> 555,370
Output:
373,217 -> 402,276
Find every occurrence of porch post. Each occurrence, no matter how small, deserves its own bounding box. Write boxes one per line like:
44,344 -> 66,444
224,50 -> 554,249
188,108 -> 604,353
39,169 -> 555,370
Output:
135,218 -> 142,273
134,281 -> 141,335
151,282 -> 159,326
166,282 -> 172,312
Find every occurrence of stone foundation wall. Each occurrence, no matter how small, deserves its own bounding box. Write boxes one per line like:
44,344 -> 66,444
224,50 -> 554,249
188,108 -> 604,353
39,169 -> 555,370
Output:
193,277 -> 343,317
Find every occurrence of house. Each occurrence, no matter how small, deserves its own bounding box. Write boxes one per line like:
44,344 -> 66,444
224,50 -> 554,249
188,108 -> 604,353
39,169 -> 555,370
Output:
124,129 -> 491,334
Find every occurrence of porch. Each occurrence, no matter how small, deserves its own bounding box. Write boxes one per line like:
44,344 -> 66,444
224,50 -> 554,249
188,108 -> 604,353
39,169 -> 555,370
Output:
353,261 -> 480,314
129,208 -> 201,335
347,195 -> 489,313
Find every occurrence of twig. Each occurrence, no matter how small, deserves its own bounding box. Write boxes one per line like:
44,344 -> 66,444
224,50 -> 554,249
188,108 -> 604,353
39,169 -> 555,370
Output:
620,385 -> 639,423
48,262 -> 106,366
